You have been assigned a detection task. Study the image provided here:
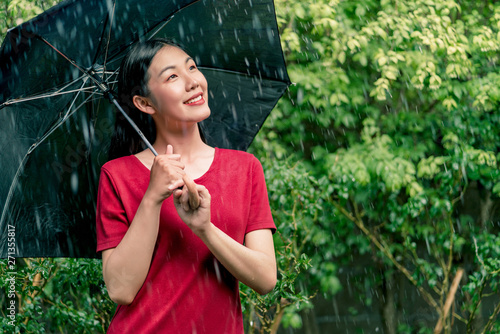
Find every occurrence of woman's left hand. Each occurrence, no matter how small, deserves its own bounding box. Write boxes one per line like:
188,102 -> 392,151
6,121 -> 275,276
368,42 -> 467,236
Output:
173,176 -> 211,234
174,175 -> 276,295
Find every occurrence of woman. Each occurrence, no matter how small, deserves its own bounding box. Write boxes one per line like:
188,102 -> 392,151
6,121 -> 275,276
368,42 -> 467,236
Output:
96,38 -> 277,333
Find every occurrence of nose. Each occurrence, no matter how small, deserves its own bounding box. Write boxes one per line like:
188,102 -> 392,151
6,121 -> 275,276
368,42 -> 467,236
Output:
186,75 -> 199,91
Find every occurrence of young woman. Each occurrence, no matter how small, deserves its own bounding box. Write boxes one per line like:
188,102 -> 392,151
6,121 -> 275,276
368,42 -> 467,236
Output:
96,38 -> 277,333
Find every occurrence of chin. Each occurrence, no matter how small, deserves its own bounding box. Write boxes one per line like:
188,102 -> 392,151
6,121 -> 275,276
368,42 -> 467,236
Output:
198,107 -> 211,122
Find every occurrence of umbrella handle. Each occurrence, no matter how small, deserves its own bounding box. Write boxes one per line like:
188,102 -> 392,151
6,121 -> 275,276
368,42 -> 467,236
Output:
110,97 -> 158,156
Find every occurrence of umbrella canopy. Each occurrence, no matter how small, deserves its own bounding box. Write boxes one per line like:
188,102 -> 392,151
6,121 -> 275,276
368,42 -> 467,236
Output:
0,0 -> 290,258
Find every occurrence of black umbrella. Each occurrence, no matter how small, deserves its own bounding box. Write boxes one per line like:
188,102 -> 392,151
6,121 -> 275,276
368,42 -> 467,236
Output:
0,0 -> 290,258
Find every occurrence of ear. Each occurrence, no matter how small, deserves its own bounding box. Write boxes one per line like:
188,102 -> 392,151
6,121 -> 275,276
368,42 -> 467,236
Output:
133,95 -> 156,115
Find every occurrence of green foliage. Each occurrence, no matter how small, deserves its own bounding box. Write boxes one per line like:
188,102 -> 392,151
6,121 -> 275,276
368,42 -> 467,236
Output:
0,258 -> 114,333
255,0 -> 500,332
461,233 -> 500,333
240,157 -> 331,332
0,0 -> 60,38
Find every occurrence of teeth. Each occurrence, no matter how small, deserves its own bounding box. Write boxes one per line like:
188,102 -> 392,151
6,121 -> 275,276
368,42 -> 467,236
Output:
185,95 -> 202,104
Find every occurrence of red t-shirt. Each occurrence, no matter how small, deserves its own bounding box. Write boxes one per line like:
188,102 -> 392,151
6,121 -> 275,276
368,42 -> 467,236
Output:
96,148 -> 275,333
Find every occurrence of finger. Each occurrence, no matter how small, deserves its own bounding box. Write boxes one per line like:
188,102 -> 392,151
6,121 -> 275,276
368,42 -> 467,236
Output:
173,189 -> 183,199
154,154 -> 182,166
166,154 -> 182,163
168,177 -> 185,191
180,186 -> 190,211
167,154 -> 182,161
164,145 -> 181,162
163,160 -> 184,169
154,155 -> 184,171
157,152 -> 181,163
196,185 -> 210,207
182,174 -> 200,209
196,184 -> 209,196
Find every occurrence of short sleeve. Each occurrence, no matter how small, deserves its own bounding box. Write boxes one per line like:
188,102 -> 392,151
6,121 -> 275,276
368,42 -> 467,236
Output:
246,156 -> 276,234
95,168 -> 130,252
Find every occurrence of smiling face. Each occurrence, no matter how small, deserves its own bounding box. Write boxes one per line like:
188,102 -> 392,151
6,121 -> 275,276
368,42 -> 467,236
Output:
136,45 -> 210,133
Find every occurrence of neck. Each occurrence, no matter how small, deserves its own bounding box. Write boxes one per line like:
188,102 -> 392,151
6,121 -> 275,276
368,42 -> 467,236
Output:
152,123 -> 209,159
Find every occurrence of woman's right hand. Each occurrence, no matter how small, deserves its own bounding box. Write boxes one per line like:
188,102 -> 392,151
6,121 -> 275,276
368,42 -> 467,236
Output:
145,145 -> 186,204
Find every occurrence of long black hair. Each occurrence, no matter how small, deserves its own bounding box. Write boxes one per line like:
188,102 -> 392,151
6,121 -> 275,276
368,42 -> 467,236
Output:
108,38 -> 204,160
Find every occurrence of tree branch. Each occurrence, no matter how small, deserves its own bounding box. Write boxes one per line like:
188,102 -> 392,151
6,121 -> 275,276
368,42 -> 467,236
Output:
434,268 -> 464,334
481,297 -> 500,334
332,200 -> 439,312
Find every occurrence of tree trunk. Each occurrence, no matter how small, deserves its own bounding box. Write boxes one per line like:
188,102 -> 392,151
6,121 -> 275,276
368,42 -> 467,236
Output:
479,188 -> 493,228
472,186 -> 494,330
380,270 -> 398,334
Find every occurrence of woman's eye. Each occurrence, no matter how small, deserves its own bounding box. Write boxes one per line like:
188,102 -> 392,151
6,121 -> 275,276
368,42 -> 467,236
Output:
167,74 -> 177,81
189,65 -> 197,71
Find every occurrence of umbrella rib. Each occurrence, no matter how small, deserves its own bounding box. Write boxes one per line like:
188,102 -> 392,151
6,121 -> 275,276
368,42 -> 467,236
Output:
36,36 -> 158,156
0,80 -> 96,227
145,0 -> 203,41
147,13 -> 178,40
26,79 -> 96,155
1,87 -> 99,107
60,79 -> 92,120
101,0 -> 117,77
38,37 -> 89,78
0,155 -> 29,226
102,68 -> 120,90
1,74 -> 88,107
0,76 -> 118,107
98,0 -> 202,64
37,36 -> 111,94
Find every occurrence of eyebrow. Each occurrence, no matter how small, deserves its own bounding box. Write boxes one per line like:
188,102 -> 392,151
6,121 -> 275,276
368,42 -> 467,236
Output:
157,57 -> 194,78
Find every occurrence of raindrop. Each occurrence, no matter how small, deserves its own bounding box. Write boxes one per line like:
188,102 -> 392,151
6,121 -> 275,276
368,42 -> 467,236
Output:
230,104 -> 238,122
35,209 -> 42,233
71,171 -> 78,194
213,258 -> 222,282
69,27 -> 77,40
178,23 -> 185,39
266,28 -> 275,44
252,13 -> 262,29
56,20 -> 65,37
297,88 -> 304,104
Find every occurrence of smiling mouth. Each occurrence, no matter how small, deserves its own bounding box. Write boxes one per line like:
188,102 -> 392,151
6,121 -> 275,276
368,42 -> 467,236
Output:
184,95 -> 203,104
